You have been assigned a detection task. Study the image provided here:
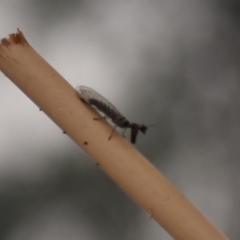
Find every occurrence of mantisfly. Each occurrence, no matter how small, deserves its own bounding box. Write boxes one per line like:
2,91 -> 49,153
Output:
76,86 -> 147,144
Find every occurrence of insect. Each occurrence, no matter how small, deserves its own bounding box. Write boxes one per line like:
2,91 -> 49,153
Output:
76,86 -> 147,144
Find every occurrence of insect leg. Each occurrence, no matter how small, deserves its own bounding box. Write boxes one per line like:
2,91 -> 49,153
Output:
93,116 -> 109,120
122,128 -> 127,138
108,125 -> 117,140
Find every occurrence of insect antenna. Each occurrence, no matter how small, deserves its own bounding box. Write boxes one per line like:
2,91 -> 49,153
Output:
146,123 -> 162,128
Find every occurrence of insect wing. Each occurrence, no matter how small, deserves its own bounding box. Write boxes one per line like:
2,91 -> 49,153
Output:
76,86 -> 122,115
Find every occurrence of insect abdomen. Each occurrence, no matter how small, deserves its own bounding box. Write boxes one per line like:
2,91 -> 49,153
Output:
88,98 -> 130,128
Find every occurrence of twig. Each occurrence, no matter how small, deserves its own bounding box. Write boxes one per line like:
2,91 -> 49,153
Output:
0,29 -> 229,240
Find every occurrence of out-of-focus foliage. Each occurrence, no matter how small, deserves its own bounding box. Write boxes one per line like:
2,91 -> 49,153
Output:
0,0 -> 239,239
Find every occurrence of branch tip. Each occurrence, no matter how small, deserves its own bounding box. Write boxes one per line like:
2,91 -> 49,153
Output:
0,28 -> 28,48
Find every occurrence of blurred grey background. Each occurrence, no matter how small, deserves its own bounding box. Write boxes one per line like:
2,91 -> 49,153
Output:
0,0 -> 239,239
